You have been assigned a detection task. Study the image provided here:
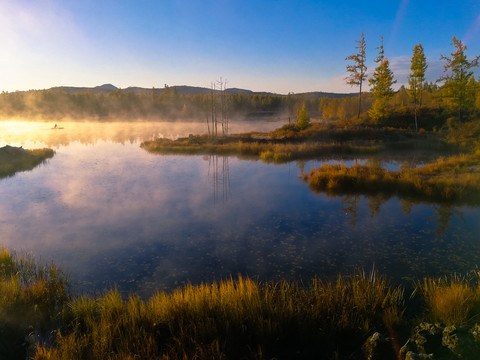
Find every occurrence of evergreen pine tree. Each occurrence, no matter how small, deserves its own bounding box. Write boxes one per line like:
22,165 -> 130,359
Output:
440,36 -> 479,122
408,43 -> 428,130
345,31 -> 367,120
295,104 -> 310,130
369,37 -> 396,123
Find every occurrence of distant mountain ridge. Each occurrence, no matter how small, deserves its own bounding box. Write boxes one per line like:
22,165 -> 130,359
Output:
50,84 -> 356,98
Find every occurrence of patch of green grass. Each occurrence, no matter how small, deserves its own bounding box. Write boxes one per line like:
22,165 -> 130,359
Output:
0,145 -> 54,178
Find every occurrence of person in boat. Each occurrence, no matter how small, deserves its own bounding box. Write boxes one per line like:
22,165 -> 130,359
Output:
54,124 -> 57,129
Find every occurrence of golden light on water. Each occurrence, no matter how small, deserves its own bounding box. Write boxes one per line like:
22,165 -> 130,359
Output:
0,120 -> 286,149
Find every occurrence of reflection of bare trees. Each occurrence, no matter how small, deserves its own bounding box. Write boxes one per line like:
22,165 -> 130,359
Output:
208,155 -> 230,204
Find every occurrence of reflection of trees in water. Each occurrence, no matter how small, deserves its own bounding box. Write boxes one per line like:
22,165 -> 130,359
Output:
429,204 -> 465,235
366,194 -> 388,217
400,198 -> 464,234
337,193 -> 465,235
341,195 -> 360,227
208,155 -> 230,204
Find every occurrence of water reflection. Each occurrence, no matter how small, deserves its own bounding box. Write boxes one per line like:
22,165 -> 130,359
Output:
0,121 -> 479,298
206,155 -> 231,204
0,120 -> 286,148
330,193 -> 465,235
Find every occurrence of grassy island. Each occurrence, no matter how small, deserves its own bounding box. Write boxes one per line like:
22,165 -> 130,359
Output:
141,122 -> 448,163
141,121 -> 480,204
302,121 -> 480,204
0,145 -> 54,178
1,247 -> 480,359
305,152 -> 480,205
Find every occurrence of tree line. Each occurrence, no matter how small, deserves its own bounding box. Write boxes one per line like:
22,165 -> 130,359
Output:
0,85 -> 327,122
345,32 -> 480,129
0,34 -> 478,130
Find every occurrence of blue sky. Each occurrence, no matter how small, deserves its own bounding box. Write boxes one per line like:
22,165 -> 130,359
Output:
0,0 -> 479,94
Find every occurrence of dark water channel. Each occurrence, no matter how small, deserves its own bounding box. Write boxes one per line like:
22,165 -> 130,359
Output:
1,121 -> 479,297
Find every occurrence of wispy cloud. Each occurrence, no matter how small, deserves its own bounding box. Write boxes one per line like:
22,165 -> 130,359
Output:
462,13 -> 480,47
389,56 -> 411,86
388,0 -> 410,49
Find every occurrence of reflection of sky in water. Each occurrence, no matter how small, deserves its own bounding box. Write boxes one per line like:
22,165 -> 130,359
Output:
0,120 -> 287,148
1,121 -> 479,296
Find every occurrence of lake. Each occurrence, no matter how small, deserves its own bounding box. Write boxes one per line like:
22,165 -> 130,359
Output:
1,120 -> 479,297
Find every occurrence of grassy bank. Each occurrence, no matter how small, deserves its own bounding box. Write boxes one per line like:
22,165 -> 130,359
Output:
1,248 -> 480,359
305,152 -> 480,204
34,273 -> 404,360
141,135 -> 382,163
0,145 -> 55,178
0,248 -> 69,359
140,123 -> 446,164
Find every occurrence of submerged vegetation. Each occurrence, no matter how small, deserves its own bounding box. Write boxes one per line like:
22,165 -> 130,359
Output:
0,247 -> 479,359
0,145 -> 54,178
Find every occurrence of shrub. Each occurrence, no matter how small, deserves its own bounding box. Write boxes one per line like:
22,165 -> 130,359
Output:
295,104 -> 310,130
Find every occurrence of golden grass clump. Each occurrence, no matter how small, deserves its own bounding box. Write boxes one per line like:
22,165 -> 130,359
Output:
33,273 -> 404,360
0,247 -> 69,359
417,273 -> 480,326
307,153 -> 480,204
0,145 -> 55,178
141,134 -> 382,162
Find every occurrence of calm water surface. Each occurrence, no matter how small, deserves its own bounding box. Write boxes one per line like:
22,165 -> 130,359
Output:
1,120 -> 479,296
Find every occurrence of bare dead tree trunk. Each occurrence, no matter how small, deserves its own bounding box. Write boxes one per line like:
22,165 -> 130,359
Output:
216,78 -> 229,136
358,81 -> 362,120
210,82 -> 217,137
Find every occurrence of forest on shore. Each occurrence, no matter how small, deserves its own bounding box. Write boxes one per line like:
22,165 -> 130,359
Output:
0,79 -> 477,132
0,36 -> 478,134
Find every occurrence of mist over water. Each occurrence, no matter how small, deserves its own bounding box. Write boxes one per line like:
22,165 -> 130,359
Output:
0,119 -> 283,148
1,120 -> 479,296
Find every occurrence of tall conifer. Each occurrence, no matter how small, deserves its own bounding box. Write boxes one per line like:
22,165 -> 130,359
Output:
440,36 -> 479,122
368,37 -> 396,122
408,43 -> 428,130
345,31 -> 367,120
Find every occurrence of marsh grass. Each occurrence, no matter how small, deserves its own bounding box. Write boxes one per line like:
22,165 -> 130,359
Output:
0,248 -> 69,359
141,135 -> 382,163
3,245 -> 480,359
34,273 -> 404,360
0,145 -> 54,178
141,123 -> 452,164
417,272 -> 480,326
307,153 -> 480,204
